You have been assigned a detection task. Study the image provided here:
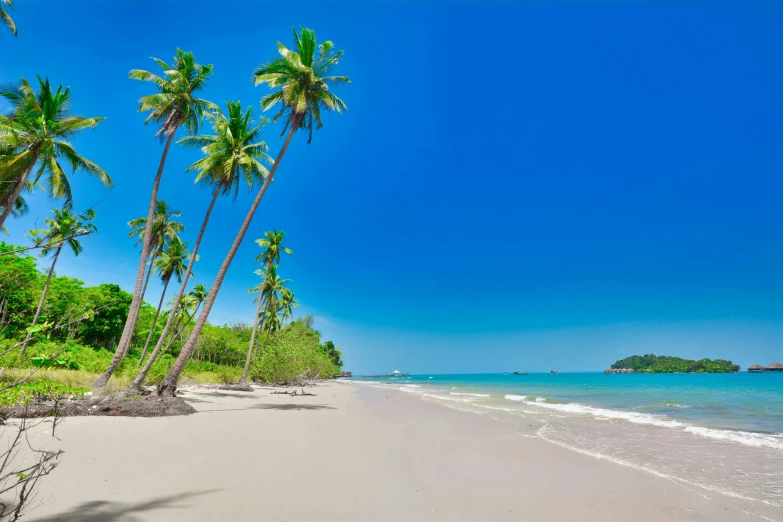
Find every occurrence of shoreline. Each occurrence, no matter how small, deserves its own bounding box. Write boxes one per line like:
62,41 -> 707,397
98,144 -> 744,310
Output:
10,381 -> 774,521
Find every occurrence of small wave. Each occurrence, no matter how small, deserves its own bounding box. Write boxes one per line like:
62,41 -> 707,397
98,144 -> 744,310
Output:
402,384 -> 421,388
535,397 -> 546,402
662,402 -> 690,409
450,392 -> 490,398
684,427 -> 783,450
505,395 -> 527,401
528,401 -> 684,428
420,393 -> 475,403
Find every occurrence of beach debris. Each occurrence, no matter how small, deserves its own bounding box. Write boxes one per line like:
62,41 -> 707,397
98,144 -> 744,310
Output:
270,388 -> 316,397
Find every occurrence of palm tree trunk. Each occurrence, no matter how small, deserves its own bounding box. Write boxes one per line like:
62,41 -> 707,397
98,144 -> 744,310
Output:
123,250 -> 157,357
137,276 -> 170,366
129,189 -> 218,388
0,149 -> 40,231
19,244 -> 62,355
240,295 -> 263,384
240,261 -> 271,384
95,130 -> 178,387
158,115 -> 301,396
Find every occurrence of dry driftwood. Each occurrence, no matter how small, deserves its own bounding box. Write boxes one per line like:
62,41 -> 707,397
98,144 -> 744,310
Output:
270,388 -> 316,397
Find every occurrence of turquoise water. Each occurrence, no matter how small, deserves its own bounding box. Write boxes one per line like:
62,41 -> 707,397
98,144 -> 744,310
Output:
350,372 -> 783,517
363,372 -> 783,434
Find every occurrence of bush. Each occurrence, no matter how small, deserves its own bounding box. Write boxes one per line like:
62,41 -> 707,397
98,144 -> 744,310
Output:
250,322 -> 337,384
0,380 -> 89,407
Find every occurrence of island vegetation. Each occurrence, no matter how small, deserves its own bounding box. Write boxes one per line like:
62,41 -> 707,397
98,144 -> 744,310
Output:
611,354 -> 740,373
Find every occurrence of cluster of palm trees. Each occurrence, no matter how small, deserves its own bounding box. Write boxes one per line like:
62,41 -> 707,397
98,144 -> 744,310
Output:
240,229 -> 298,385
1,26 -> 350,395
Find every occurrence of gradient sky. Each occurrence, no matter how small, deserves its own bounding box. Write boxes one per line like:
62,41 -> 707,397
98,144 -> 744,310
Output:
2,0 -> 781,373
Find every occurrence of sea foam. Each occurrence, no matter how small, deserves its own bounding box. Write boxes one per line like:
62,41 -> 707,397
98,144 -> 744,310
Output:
450,392 -> 490,398
527,401 -> 685,428
683,427 -> 783,450
504,395 -> 527,401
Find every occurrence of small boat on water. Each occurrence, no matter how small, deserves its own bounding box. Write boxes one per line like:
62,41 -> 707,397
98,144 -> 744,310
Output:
513,371 -> 528,376
550,370 -> 559,375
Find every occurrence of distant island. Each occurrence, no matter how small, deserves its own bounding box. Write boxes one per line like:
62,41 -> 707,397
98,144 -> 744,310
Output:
609,354 -> 740,373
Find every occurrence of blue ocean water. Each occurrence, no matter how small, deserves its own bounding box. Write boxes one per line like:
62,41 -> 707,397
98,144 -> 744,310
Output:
349,372 -> 783,517
365,372 -> 783,434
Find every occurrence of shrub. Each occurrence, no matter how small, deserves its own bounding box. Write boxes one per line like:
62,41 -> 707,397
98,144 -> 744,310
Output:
250,322 -> 337,384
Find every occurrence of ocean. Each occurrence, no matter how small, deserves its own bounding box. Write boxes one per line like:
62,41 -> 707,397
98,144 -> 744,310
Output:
350,372 -> 783,519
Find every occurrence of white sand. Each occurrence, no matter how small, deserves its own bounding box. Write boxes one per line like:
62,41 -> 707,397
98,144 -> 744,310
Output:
12,382 -> 768,521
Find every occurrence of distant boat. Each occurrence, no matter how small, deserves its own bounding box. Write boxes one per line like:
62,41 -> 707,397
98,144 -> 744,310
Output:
513,371 -> 528,376
550,370 -> 559,375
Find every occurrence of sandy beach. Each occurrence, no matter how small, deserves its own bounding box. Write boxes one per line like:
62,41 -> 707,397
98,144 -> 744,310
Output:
13,382 -> 768,521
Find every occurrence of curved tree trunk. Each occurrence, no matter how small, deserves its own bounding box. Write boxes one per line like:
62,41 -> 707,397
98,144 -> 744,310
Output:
20,244 -> 62,355
0,149 -> 40,231
137,276 -> 170,366
240,272 -> 267,384
158,116 -> 301,396
95,131 -> 178,387
130,190 -> 219,388
123,250 -> 157,357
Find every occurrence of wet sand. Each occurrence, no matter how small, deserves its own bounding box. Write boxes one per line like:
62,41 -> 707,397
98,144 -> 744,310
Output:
18,382 -> 768,521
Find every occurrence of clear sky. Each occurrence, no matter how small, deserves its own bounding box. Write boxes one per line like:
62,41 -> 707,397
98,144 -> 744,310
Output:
2,0 -> 781,373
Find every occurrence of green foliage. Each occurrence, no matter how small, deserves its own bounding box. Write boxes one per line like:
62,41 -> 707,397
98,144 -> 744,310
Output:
250,321 -> 338,384
611,354 -> 740,373
0,246 -> 133,348
0,242 -> 41,337
320,340 -> 343,368
0,76 -> 110,212
190,323 -> 248,366
0,380 -> 89,407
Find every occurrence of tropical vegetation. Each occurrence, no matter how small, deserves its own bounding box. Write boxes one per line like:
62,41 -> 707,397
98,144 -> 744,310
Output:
611,354 -> 740,373
0,26 -> 349,405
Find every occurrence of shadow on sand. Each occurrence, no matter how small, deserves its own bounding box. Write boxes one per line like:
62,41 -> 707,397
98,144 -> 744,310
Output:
31,489 -> 220,522
250,403 -> 336,411
196,403 -> 337,413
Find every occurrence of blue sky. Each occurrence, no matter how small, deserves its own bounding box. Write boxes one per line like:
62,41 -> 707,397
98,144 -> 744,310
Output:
2,0 -> 781,373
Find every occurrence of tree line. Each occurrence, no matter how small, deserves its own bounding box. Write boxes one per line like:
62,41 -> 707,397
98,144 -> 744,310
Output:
1,23 -> 350,394
611,354 -> 740,373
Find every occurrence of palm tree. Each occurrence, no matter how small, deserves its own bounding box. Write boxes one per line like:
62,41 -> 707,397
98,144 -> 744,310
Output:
0,77 -> 111,230
126,200 -> 184,340
137,236 -> 190,366
278,287 -> 298,330
131,284 -> 208,389
0,0 -> 16,36
241,230 -> 292,384
20,208 -> 97,354
255,287 -> 297,358
123,102 -> 271,389
157,27 -> 350,396
95,50 -> 216,388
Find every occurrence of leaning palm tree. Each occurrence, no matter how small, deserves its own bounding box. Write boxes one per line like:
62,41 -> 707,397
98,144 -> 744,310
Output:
126,200 -> 184,345
131,284 -> 208,389
255,287 -> 297,357
122,102 -> 272,389
0,0 -> 16,36
137,236 -> 190,366
277,287 -> 298,330
95,50 -> 216,388
157,27 -> 350,395
0,77 -> 111,230
20,208 -> 97,354
241,230 -> 292,384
